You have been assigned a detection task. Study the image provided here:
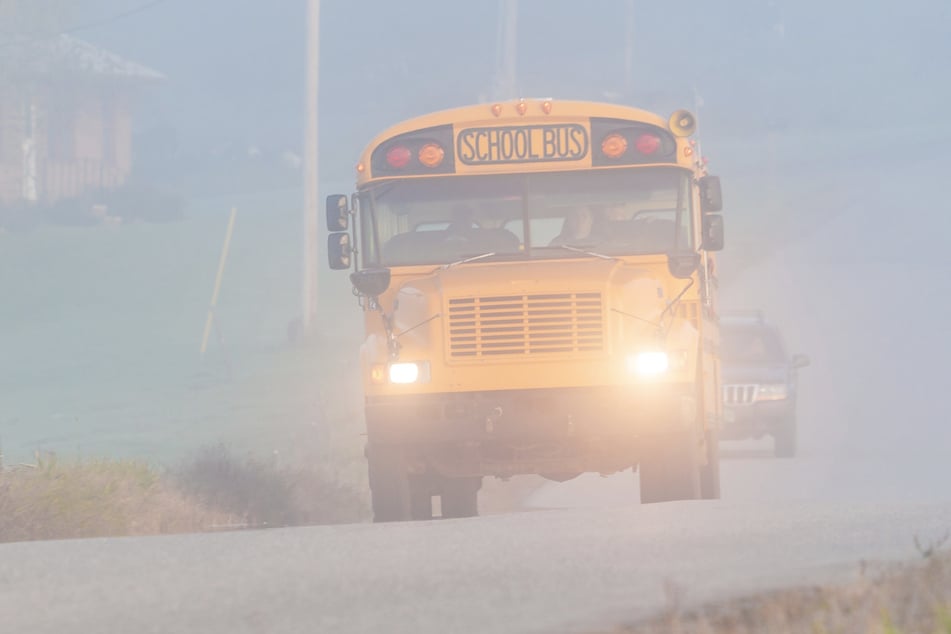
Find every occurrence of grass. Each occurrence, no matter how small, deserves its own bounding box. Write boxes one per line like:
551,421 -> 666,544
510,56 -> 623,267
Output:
0,454 -> 233,542
614,549 -> 951,634
0,447 -> 367,544
173,444 -> 368,527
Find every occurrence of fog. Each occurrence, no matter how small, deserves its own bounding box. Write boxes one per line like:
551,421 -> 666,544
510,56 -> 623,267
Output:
2,0 -> 950,507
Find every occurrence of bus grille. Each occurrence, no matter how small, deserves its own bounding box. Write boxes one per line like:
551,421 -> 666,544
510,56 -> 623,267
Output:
723,384 -> 758,406
447,292 -> 604,359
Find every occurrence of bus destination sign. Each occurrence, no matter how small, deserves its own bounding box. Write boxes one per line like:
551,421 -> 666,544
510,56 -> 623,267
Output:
456,124 -> 589,166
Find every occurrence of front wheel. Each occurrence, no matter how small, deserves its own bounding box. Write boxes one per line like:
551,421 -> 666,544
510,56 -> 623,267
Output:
440,477 -> 481,519
639,431 -> 702,504
367,444 -> 432,522
699,429 -> 721,500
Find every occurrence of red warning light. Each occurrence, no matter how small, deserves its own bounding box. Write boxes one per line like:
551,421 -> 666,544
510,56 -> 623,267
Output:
385,145 -> 412,169
635,134 -> 661,155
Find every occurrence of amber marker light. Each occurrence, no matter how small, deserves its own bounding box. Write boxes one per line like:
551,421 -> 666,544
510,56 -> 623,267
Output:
491,103 -> 503,117
516,100 -> 528,115
601,133 -> 628,159
356,162 -> 366,174
684,146 -> 694,158
541,100 -> 553,114
418,143 -> 445,168
370,365 -> 386,385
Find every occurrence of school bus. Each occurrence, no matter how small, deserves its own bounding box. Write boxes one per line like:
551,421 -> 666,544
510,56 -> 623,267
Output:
326,99 -> 725,522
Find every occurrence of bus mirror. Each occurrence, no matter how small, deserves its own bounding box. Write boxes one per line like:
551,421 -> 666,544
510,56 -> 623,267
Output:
350,268 -> 391,297
699,175 -> 723,213
667,252 -> 700,279
328,232 -> 352,270
701,214 -> 724,252
326,194 -> 350,231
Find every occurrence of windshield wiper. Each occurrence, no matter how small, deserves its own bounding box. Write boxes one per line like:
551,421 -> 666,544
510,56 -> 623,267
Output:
440,252 -> 497,269
659,278 -> 695,325
552,244 -> 618,261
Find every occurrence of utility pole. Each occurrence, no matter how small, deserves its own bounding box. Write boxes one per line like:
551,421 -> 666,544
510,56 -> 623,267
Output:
492,0 -> 518,100
302,0 -> 320,335
624,0 -> 635,99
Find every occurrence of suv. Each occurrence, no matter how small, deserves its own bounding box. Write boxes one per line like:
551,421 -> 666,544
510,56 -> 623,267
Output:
719,312 -> 809,457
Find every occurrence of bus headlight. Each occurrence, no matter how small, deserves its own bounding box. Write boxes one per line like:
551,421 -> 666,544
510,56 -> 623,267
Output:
388,361 -> 431,384
755,384 -> 788,401
627,351 -> 669,377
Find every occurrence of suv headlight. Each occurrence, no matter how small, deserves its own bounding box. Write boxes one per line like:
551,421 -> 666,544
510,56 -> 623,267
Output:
755,384 -> 788,401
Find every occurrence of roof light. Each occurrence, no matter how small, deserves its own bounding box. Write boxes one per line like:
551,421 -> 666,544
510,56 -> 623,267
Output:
516,100 -> 528,115
418,143 -> 445,168
601,133 -> 628,159
541,100 -> 553,114
491,103 -> 503,117
385,145 -> 412,169
635,133 -> 661,155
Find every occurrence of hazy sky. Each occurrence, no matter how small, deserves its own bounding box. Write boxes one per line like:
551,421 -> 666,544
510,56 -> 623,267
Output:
72,0 -> 950,185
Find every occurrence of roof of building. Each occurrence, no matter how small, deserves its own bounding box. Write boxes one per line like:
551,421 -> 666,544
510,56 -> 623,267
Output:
0,34 -> 163,81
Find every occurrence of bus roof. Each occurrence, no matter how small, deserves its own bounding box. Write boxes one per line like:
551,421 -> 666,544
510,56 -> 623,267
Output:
355,99 -> 692,185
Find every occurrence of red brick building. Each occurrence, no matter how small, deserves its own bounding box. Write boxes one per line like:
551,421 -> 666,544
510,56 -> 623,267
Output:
0,34 -> 162,206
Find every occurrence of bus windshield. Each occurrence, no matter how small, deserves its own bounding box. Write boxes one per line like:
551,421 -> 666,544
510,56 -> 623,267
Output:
359,167 -> 693,267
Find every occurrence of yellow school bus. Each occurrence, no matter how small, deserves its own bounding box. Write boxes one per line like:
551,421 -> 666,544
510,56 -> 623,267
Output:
326,99 -> 725,522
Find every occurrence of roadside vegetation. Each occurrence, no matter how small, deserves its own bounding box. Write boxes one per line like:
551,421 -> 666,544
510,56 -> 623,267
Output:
0,446 -> 366,544
618,541 -> 951,634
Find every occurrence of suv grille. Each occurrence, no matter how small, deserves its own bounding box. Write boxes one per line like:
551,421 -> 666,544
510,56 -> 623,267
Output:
723,384 -> 758,406
447,292 -> 604,359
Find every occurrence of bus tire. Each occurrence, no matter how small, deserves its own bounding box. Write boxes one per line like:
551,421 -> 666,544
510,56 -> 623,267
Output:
700,429 -> 721,500
639,431 -> 701,504
367,444 -> 432,522
440,477 -> 481,519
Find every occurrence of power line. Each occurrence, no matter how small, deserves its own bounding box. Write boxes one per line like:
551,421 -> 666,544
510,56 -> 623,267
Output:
0,0 -> 170,51
62,0 -> 170,34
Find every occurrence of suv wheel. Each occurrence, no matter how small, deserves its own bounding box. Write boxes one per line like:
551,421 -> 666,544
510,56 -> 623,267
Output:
773,419 -> 797,458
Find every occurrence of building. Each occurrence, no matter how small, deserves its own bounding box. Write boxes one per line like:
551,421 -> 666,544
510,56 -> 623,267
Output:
0,34 -> 162,207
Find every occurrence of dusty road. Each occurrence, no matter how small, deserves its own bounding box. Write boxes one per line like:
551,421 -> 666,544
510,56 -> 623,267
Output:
2,496 -> 949,634
2,127 -> 948,633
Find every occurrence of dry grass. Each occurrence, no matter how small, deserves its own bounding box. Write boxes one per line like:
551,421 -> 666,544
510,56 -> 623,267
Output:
0,447 -> 367,544
0,454 -> 236,543
615,550 -> 951,634
173,444 -> 368,527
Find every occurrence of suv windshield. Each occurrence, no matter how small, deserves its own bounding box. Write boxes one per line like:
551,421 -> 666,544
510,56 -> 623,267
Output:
721,325 -> 786,363
359,167 -> 693,266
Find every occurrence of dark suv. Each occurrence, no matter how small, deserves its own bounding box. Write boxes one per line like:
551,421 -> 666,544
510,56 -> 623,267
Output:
719,312 -> 809,457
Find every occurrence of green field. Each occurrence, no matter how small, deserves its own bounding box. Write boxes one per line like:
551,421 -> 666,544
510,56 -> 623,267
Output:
1,188 -> 365,487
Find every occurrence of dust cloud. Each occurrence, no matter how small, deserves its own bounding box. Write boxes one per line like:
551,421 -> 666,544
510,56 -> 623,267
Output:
1,0 -> 949,506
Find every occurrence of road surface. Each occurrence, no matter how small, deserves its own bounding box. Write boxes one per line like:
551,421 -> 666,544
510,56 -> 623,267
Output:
3,444 -> 950,634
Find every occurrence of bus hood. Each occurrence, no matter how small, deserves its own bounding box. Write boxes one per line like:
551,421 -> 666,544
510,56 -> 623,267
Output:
388,257 -> 675,341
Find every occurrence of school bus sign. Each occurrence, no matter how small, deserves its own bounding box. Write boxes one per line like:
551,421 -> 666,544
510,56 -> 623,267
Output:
456,124 -> 589,165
